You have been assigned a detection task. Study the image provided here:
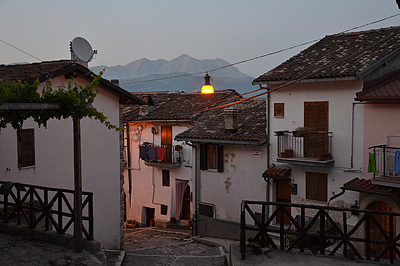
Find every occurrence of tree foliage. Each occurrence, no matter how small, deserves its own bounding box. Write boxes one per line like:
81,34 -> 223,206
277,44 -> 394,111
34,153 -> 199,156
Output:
0,71 -> 119,130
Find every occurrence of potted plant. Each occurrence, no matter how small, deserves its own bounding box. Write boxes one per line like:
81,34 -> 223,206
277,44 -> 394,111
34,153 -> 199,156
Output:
175,145 -> 183,151
275,130 -> 287,136
292,127 -> 309,137
170,217 -> 177,225
149,218 -> 155,227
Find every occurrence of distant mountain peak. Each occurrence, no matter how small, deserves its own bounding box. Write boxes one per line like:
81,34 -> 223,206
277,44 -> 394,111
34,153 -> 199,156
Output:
91,55 -> 251,80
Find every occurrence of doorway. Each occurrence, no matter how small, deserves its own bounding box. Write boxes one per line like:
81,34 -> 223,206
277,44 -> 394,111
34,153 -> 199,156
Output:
276,178 -> 291,225
144,207 -> 155,227
161,126 -> 172,163
180,185 -> 191,220
367,201 -> 396,259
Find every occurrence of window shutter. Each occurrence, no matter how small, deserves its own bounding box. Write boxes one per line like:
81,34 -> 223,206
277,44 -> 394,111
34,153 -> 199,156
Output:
18,129 -> 35,168
200,143 -> 208,170
217,145 -> 224,172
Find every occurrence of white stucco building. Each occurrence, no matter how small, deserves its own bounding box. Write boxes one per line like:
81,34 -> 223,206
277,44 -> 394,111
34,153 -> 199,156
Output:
0,61 -> 143,250
123,90 -> 238,227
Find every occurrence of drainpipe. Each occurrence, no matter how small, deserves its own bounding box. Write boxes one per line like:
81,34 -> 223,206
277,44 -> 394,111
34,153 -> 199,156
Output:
185,141 -> 199,236
125,123 -> 132,202
266,86 -> 271,218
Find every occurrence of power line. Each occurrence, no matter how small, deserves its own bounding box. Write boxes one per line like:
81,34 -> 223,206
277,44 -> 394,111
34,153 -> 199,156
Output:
120,12 -> 400,86
0,38 -> 42,62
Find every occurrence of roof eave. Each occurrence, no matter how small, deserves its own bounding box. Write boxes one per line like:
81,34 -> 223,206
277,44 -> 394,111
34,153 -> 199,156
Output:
252,76 -> 358,86
174,137 -> 266,146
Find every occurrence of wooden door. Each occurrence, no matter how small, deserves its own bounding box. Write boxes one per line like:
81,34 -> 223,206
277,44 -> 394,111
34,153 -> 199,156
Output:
367,201 -> 396,259
276,178 -> 291,225
304,102 -> 328,158
161,126 -> 172,162
180,185 -> 191,220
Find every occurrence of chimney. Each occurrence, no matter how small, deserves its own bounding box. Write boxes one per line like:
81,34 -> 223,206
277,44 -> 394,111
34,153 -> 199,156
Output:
111,79 -> 119,86
224,107 -> 238,133
139,95 -> 155,116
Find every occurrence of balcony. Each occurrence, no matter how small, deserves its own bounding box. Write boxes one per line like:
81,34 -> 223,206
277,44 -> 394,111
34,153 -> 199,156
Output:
370,145 -> 400,188
275,131 -> 334,167
141,144 -> 183,169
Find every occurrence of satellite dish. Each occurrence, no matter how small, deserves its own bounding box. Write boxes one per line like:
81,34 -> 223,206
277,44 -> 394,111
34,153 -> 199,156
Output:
70,37 -> 95,63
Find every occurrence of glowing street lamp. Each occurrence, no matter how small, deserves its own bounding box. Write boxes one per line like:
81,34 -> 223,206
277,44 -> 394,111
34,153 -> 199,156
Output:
201,73 -> 214,94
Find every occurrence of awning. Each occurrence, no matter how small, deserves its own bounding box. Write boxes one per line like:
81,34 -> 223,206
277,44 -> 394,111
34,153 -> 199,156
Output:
343,178 -> 393,196
262,166 -> 291,180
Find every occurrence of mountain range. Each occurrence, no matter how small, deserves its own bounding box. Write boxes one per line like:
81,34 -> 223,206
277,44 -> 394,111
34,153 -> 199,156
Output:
90,54 -> 255,94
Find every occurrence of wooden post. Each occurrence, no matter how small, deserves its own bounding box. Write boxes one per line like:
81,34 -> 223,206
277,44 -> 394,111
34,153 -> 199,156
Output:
73,116 -> 83,253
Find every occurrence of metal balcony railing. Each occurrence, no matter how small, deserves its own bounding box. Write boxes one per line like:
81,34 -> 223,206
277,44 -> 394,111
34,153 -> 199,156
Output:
276,131 -> 333,161
369,145 -> 400,180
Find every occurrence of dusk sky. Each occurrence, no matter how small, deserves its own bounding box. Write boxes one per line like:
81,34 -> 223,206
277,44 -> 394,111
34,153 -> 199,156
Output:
1,1 -> 399,77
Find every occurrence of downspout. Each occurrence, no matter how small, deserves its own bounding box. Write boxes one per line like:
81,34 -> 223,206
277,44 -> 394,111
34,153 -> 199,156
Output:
126,122 -> 132,202
185,141 -> 199,236
266,86 -> 271,218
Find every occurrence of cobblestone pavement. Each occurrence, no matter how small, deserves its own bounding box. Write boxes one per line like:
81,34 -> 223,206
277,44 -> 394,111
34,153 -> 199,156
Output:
122,228 -> 227,266
0,230 -> 106,266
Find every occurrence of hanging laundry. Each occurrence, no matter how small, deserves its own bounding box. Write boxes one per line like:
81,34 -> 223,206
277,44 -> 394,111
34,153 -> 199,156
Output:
157,147 -> 167,162
395,150 -> 400,175
139,145 -> 148,160
148,146 -> 157,162
368,152 -> 377,173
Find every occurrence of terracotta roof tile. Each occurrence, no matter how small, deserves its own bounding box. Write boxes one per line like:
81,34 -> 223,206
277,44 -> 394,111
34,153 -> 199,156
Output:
262,166 -> 291,179
0,60 -> 75,82
254,27 -> 400,83
123,90 -> 239,121
175,98 -> 266,144
356,69 -> 400,101
343,178 -> 393,195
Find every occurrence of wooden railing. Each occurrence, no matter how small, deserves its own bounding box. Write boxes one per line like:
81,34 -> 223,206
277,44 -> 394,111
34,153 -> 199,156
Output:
240,200 -> 400,263
0,181 -> 93,240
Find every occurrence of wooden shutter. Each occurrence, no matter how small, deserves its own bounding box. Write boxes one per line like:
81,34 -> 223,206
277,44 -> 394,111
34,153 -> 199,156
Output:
200,143 -> 208,170
217,145 -> 224,173
304,101 -> 328,132
161,126 -> 172,163
306,172 -> 327,202
18,129 -> 35,168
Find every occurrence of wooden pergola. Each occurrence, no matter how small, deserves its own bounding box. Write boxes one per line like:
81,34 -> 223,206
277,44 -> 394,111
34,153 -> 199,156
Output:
0,103 -> 84,252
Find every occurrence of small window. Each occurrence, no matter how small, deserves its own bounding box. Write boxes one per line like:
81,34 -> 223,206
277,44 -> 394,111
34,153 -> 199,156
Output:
200,144 -> 224,172
160,205 -> 168,215
306,172 -> 327,202
274,103 -> 284,118
18,129 -> 35,168
162,170 -> 170,187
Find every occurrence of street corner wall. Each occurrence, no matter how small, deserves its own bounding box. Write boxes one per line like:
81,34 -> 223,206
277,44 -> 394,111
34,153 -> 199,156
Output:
200,144 -> 268,223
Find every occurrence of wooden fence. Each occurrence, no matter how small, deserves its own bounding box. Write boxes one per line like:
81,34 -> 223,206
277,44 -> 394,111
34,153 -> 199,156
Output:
0,181 -> 93,240
241,200 -> 400,263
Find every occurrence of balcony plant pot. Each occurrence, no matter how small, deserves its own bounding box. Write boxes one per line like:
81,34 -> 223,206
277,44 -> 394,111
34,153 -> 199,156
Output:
292,131 -> 305,137
275,131 -> 286,136
285,149 -> 294,158
175,145 -> 183,151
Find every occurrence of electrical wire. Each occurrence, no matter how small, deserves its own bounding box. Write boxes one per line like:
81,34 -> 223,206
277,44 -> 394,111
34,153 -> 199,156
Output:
0,38 -> 42,62
119,13 -> 400,86
194,28 -> 398,115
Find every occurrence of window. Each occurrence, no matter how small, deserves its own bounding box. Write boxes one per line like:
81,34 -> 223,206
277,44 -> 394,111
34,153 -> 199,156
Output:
274,103 -> 284,117
18,129 -> 35,168
200,144 -> 224,172
306,172 -> 327,202
162,170 -> 170,187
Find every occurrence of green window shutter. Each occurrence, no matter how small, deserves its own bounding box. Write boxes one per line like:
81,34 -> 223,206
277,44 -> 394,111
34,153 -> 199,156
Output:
200,143 -> 208,170
217,145 -> 224,173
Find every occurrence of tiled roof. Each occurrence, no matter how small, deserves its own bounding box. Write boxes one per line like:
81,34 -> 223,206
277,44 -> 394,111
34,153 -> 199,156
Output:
356,69 -> 400,101
123,90 -> 239,121
0,60 -> 143,104
254,27 -> 400,83
262,165 -> 291,179
175,98 -> 266,144
343,178 -> 393,196
0,60 -> 75,82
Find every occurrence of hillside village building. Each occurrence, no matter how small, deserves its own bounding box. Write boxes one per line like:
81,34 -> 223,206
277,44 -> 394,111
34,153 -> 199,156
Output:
0,61 -> 143,250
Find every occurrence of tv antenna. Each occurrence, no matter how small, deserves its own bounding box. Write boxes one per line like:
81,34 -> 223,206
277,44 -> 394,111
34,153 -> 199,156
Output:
70,37 -> 97,67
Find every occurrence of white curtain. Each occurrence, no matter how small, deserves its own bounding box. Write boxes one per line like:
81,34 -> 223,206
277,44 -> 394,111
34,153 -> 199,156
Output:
175,179 -> 188,220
